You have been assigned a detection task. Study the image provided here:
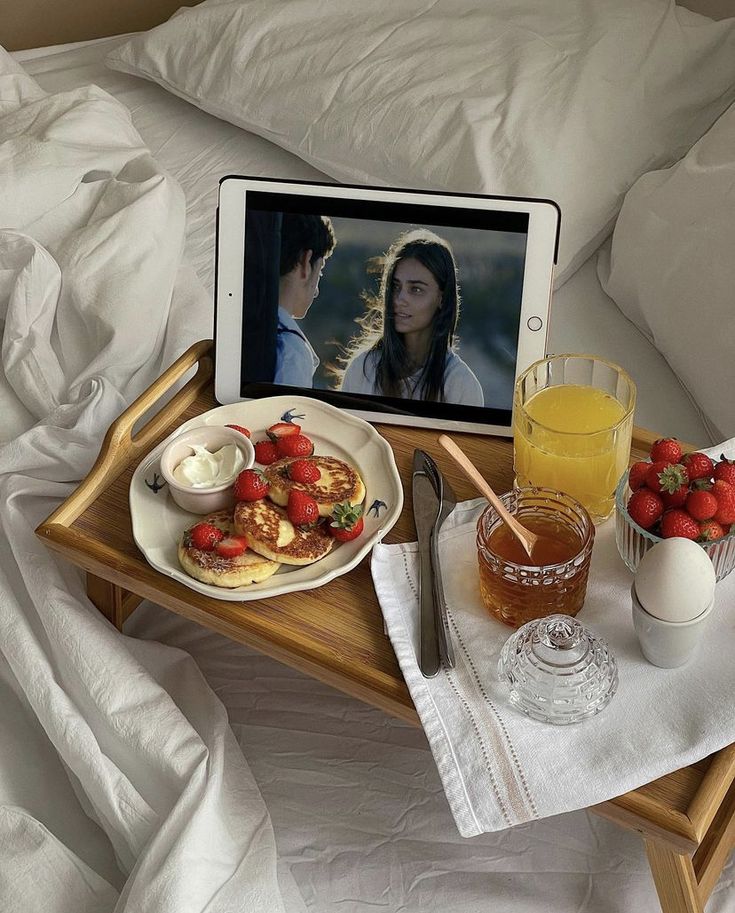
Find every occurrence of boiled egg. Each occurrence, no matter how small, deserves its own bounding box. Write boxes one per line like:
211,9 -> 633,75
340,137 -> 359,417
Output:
634,538 -> 716,623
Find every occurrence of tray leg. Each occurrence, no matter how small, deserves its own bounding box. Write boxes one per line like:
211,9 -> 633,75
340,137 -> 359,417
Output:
645,839 -> 703,913
87,574 -> 142,631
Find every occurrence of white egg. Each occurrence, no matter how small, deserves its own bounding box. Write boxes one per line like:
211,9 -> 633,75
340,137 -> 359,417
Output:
634,538 -> 716,623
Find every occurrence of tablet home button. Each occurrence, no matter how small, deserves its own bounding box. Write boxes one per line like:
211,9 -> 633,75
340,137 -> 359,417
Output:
527,316 -> 543,331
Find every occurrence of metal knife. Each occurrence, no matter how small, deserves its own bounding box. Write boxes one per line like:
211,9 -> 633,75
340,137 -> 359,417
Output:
422,451 -> 456,670
412,449 -> 441,678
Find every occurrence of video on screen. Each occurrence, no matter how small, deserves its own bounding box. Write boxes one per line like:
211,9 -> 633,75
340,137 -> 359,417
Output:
239,192 -> 528,418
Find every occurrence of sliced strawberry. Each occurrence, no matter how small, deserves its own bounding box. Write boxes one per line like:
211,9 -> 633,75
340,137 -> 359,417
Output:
266,421 -> 302,441
187,522 -> 225,551
627,489 -> 663,529
215,535 -> 249,558
276,433 -> 315,459
233,468 -> 270,502
650,438 -> 682,464
328,501 -> 365,542
225,424 -> 251,438
254,439 -> 279,465
287,489 -> 320,529
288,459 -> 322,484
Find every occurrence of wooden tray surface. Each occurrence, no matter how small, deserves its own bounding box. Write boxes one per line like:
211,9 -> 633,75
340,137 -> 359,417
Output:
36,340 -> 735,853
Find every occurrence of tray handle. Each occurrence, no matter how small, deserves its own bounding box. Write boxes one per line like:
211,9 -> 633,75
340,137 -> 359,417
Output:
41,339 -> 214,528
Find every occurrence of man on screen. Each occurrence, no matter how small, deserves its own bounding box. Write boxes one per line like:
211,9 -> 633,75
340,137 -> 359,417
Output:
274,213 -> 336,387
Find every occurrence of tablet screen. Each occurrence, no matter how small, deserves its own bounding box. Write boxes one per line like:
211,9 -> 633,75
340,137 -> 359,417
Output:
237,188 -> 534,428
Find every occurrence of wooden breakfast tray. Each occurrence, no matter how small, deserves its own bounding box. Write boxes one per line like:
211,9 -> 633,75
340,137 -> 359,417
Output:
36,340 -> 735,913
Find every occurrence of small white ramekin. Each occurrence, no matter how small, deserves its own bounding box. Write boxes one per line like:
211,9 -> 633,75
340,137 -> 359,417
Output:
159,424 -> 254,514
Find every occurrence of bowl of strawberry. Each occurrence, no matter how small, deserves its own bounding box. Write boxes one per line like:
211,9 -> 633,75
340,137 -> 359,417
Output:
615,437 -> 735,581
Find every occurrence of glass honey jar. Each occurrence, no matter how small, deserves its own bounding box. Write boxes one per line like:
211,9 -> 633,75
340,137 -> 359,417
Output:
476,487 -> 595,628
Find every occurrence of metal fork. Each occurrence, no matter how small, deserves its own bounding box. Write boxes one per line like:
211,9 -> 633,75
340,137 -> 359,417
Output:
422,452 -> 456,669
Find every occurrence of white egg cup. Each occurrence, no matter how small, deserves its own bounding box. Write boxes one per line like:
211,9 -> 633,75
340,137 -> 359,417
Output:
631,584 -> 714,669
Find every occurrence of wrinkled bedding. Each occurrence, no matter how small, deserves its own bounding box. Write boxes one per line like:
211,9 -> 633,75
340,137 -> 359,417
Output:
2,34 -> 733,913
0,49 -> 294,913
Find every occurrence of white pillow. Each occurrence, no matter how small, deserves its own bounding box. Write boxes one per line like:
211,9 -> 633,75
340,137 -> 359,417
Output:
107,0 -> 735,285
598,103 -> 735,441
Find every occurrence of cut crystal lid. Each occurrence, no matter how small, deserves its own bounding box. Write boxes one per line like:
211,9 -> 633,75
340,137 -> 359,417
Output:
498,614 -> 618,725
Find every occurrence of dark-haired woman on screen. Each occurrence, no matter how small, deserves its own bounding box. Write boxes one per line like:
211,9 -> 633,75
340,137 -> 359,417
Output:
338,230 -> 484,406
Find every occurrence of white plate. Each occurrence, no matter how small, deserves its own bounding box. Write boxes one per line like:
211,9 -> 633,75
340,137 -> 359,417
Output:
129,395 -> 404,601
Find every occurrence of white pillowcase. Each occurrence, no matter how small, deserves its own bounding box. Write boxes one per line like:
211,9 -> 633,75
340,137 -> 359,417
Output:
107,0 -> 735,285
598,104 -> 735,442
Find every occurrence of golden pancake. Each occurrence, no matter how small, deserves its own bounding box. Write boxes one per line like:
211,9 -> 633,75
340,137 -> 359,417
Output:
263,456 -> 366,517
233,498 -> 334,566
178,510 -> 279,588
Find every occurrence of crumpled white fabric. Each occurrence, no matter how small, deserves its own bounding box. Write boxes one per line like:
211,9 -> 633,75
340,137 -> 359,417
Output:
0,47 -> 295,913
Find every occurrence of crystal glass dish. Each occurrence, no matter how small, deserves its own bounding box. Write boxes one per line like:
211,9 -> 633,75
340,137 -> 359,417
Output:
498,614 -> 618,725
615,470 -> 735,582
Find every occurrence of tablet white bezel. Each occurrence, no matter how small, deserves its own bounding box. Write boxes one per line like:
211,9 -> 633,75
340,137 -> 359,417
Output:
215,176 -> 558,436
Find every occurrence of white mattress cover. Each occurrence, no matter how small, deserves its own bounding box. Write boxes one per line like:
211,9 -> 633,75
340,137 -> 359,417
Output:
3,36 -> 729,913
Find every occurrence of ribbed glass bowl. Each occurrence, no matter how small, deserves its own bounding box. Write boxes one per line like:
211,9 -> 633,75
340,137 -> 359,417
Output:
615,470 -> 735,581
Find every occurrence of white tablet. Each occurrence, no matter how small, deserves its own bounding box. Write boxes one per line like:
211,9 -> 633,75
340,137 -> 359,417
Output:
215,176 -> 559,436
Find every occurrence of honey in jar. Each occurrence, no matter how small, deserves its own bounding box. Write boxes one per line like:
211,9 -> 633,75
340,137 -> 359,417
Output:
476,487 -> 595,628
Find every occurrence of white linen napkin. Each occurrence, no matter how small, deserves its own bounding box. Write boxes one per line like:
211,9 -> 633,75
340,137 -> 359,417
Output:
371,440 -> 735,837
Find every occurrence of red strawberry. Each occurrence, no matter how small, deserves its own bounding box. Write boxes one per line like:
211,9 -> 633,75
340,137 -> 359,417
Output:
233,468 -> 270,501
287,489 -> 320,529
215,535 -> 249,558
188,522 -> 225,551
627,489 -> 663,529
660,485 -> 688,509
628,461 -> 650,492
712,480 -> 735,525
225,423 -> 251,438
276,433 -> 315,459
266,421 -> 302,441
698,519 -> 726,542
685,489 -> 718,521
254,439 -> 279,465
329,502 -> 365,542
660,509 -> 700,540
650,438 -> 682,464
288,459 -> 322,484
683,451 -> 714,482
713,456 -> 735,488
646,461 -> 688,494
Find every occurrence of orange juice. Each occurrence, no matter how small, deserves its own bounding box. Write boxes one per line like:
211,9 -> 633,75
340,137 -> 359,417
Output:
513,384 -> 631,522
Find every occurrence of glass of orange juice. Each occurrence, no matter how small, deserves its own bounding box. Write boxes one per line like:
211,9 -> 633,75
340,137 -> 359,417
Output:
513,355 -> 636,523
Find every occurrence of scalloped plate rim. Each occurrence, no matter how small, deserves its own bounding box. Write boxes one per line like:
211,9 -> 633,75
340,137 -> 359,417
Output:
129,395 -> 404,601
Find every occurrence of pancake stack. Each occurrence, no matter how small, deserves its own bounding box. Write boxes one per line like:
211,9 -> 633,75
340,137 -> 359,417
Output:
178,509 -> 280,588
263,456 -> 366,517
177,453 -> 365,588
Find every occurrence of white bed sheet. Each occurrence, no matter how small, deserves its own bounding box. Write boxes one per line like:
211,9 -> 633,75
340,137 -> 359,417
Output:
4,36 -> 729,913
